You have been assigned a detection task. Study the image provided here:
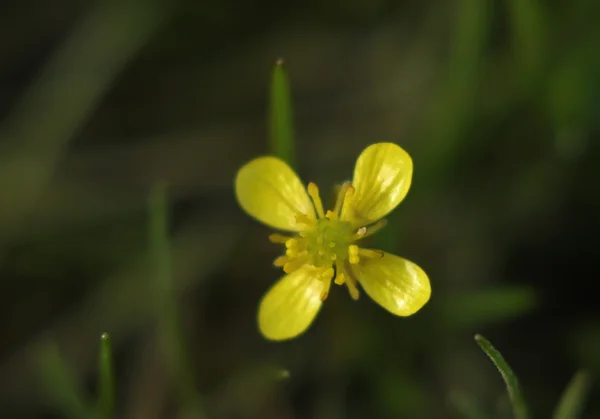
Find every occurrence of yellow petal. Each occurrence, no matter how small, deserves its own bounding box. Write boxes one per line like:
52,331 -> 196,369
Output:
258,264 -> 325,341
347,143 -> 413,224
354,251 -> 430,316
235,157 -> 315,231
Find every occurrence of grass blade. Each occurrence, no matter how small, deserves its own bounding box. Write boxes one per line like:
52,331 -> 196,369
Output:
97,333 -> 115,419
268,58 -> 295,165
553,370 -> 591,419
448,390 -> 489,419
35,342 -> 91,419
149,183 -> 204,418
474,334 -> 528,419
506,0 -> 547,84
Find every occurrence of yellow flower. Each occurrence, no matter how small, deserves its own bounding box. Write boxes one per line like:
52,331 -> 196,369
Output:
235,143 -> 431,341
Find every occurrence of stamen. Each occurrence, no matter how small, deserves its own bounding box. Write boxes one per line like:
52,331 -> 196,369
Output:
340,186 -> 355,220
269,233 -> 293,243
295,213 -> 315,227
283,252 -> 309,273
352,219 -> 388,240
334,262 -> 346,285
358,248 -> 384,259
333,181 -> 351,216
285,238 -> 305,257
325,210 -> 338,221
307,182 -> 325,219
343,261 -> 360,300
273,256 -> 288,267
348,245 -> 360,264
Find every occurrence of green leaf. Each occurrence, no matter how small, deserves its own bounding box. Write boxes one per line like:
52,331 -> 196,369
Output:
448,390 -> 489,419
149,183 -> 204,418
96,333 -> 115,419
268,58 -> 295,166
553,370 -> 591,419
35,342 -> 91,419
474,334 -> 528,419
444,286 -> 537,331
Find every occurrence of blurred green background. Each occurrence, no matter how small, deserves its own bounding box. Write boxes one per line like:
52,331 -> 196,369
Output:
1,0 -> 599,418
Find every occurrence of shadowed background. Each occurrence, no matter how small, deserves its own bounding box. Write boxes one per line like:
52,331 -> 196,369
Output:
1,0 -> 599,418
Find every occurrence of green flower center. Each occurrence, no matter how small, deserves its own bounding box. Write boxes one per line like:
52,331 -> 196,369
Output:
305,218 -> 355,267
269,181 -> 388,301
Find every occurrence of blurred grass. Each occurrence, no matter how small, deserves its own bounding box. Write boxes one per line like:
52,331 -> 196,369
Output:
0,0 -> 170,245
506,0 -> 547,86
553,370 -> 591,419
35,342 -> 92,419
448,390 -> 487,419
442,286 -> 537,332
149,183 -> 204,418
268,59 -> 295,165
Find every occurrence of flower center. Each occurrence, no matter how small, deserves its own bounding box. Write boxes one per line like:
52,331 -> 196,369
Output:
268,181 -> 388,302
304,217 -> 354,267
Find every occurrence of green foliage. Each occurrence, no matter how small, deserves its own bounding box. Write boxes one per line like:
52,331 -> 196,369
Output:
268,59 -> 295,166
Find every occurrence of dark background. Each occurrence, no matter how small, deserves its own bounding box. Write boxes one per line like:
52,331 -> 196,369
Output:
0,0 -> 599,418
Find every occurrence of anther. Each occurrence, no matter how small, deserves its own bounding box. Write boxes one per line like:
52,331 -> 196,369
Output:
269,233 -> 292,243
273,256 -> 288,267
333,182 -> 351,215
359,248 -> 384,259
343,263 -> 360,300
283,256 -> 308,273
325,210 -> 338,221
348,245 -> 360,264
334,262 -> 345,285
307,182 -> 325,219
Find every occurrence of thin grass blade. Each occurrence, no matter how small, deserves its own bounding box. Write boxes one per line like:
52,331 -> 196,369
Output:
96,333 -> 115,419
268,58 -> 295,165
474,334 -> 528,419
149,183 -> 204,418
